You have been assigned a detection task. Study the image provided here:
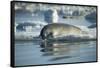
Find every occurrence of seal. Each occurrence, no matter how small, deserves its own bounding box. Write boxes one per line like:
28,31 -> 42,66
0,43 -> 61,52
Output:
40,23 -> 82,40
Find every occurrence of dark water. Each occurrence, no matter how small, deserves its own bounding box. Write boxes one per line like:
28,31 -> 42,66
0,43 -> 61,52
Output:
15,41 -> 97,66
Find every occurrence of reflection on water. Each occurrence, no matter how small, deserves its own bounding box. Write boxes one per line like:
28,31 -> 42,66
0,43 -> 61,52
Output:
40,41 -> 80,61
40,42 -> 80,56
15,41 -> 96,66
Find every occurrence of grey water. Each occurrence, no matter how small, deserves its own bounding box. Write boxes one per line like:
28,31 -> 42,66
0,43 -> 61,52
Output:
15,41 -> 97,66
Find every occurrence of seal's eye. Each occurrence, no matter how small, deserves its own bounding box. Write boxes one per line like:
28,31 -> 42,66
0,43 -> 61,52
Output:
46,32 -> 53,39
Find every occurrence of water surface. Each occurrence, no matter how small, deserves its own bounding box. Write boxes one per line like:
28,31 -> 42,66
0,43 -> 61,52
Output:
15,41 -> 96,66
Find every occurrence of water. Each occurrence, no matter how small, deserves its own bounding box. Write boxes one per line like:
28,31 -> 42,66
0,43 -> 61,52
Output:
15,41 -> 96,66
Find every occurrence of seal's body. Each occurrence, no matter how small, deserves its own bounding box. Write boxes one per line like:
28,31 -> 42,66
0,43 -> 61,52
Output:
40,23 -> 82,40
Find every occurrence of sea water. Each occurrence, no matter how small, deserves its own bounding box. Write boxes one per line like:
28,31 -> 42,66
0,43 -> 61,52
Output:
15,41 -> 96,66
